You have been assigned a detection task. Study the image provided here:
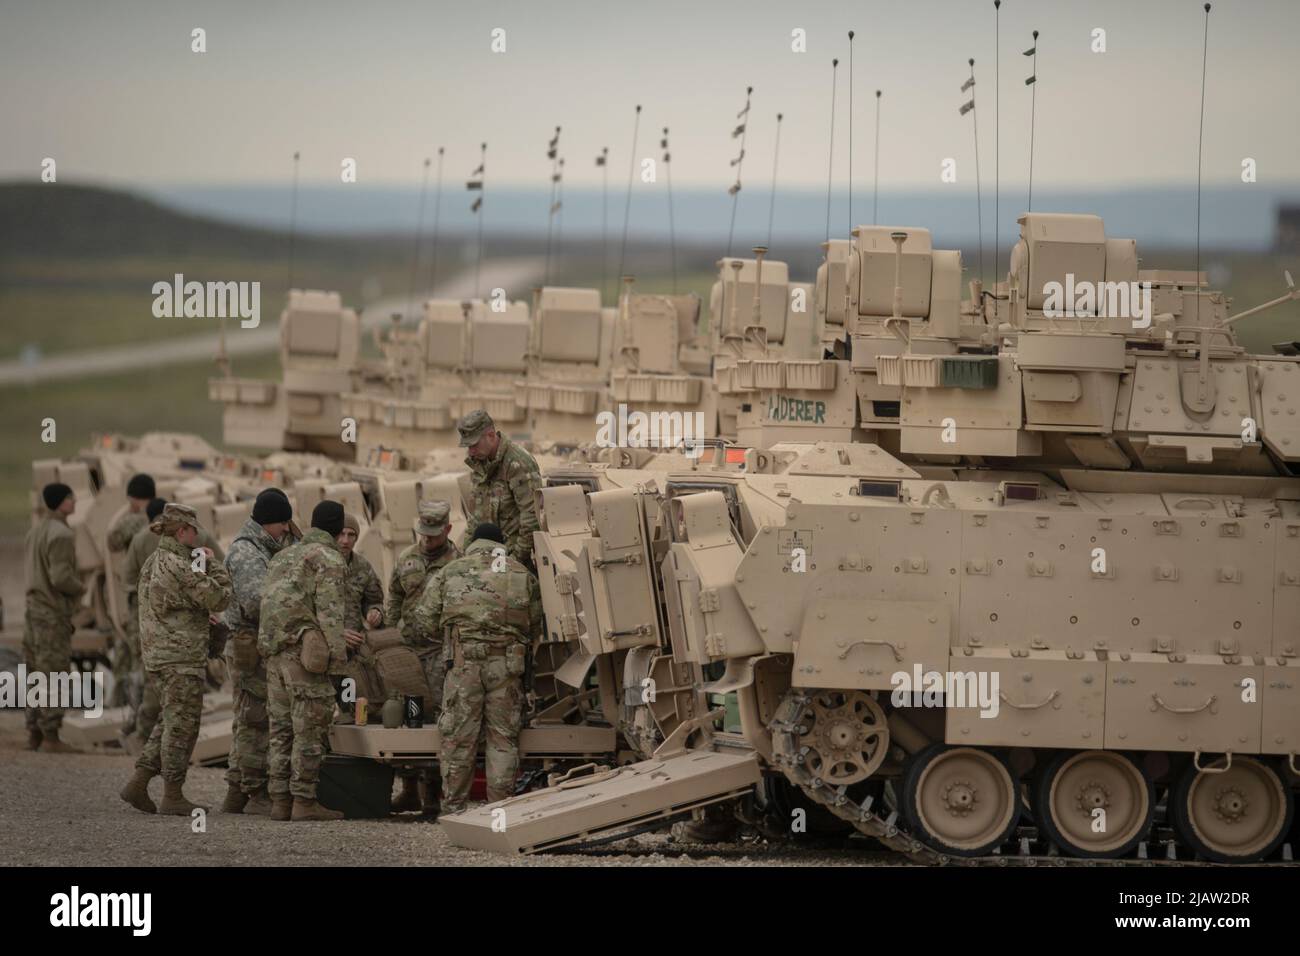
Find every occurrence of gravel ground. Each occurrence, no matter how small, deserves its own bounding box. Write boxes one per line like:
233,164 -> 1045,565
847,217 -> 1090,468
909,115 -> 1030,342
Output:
0,712 -> 902,867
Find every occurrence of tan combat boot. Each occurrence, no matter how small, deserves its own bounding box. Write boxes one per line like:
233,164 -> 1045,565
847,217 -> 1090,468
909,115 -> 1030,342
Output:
270,795 -> 293,821
391,775 -> 421,813
220,783 -> 249,813
26,728 -> 43,751
119,768 -> 157,814
243,787 -> 273,816
157,780 -> 207,815
38,730 -> 79,754
291,797 -> 344,821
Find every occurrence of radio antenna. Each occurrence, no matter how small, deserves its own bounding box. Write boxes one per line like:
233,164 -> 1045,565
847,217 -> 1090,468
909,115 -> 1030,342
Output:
873,91 -> 882,225
825,59 -> 839,245
428,147 -> 445,294
544,126 -> 561,286
406,155 -> 432,321
1024,31 -> 1038,211
595,146 -> 609,302
617,105 -> 641,284
286,150 -> 300,294
994,0 -> 1001,308
767,112 -> 784,247
1195,3 -> 1212,326
466,142 -> 486,300
848,31 -> 855,235
662,127 -> 677,293
726,87 -> 753,257
959,60 -> 983,283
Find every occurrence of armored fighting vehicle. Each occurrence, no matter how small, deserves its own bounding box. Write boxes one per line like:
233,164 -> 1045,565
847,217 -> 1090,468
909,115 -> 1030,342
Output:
442,212 -> 1300,864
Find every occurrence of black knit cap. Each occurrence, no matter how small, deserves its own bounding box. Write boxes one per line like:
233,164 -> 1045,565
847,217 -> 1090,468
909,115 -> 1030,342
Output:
126,474 -> 156,500
252,489 -> 293,525
146,497 -> 167,521
471,522 -> 505,544
311,500 -> 345,537
42,482 -> 73,511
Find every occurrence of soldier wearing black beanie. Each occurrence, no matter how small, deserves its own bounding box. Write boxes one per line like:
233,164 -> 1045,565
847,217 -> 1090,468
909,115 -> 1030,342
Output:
252,489 -> 293,526
311,500 -> 345,538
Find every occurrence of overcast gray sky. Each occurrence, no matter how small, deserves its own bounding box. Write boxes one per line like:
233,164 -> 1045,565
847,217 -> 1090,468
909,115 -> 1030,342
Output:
3,0 -> 1297,191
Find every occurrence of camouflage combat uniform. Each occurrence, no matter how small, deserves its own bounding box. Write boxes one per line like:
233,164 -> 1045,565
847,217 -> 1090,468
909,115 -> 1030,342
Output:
331,549 -> 385,710
136,529 -> 233,783
462,435 -> 542,565
221,518 -> 284,796
107,510 -> 147,704
386,513 -> 460,713
124,522 -> 221,740
416,538 -> 542,812
259,528 -> 347,801
23,511 -> 85,736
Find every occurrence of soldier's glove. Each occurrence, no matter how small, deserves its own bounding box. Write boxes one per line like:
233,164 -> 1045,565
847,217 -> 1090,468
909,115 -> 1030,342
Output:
207,619 -> 231,658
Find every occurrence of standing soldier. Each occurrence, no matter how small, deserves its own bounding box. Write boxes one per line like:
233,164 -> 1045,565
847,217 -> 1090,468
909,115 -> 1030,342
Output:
259,500 -> 349,822
415,523 -> 542,816
333,512 -> 384,718
107,473 -> 155,706
385,499 -> 459,813
218,488 -> 293,815
24,483 -> 86,753
123,497 -> 223,748
458,410 -> 542,568
119,503 -> 232,814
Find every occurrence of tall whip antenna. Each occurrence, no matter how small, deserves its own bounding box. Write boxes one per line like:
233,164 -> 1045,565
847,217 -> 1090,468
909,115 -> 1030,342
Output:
960,60 -> 983,282
873,91 -> 882,224
1196,3 -> 1212,326
767,112 -> 784,247
406,155 -> 432,320
825,60 -> 839,245
287,150 -> 301,293
544,126 -> 561,285
429,147 -> 445,294
662,128 -> 677,293
596,146 -> 609,301
726,87 -> 753,257
994,0 -> 1001,307
617,105 -> 641,283
848,31 -> 855,234
466,143 -> 486,300
1024,31 -> 1039,211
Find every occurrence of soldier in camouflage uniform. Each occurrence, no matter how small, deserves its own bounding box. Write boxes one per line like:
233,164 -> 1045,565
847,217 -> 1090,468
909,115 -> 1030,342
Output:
386,499 -> 459,813
23,483 -> 86,753
218,488 -> 293,815
332,512 -> 384,721
119,504 -> 232,815
415,522 -> 542,815
259,500 -> 349,822
106,473 -> 155,706
123,497 -> 223,747
458,410 -> 542,568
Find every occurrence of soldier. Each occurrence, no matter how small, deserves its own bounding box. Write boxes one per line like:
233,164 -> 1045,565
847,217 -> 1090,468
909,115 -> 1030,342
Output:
385,499 -> 460,813
123,497 -> 223,748
332,512 -> 384,720
458,410 -> 542,568
119,504 -> 232,814
259,500 -> 349,822
218,488 -> 293,815
106,473 -> 156,706
23,483 -> 86,753
415,522 -> 542,816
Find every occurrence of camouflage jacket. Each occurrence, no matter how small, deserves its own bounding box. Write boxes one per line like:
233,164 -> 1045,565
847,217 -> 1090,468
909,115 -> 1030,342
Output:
138,534 -> 233,675
107,510 -> 146,554
25,514 -> 85,618
413,538 -> 542,647
222,518 -> 285,633
462,436 -> 541,563
125,524 -> 222,597
257,528 -> 347,664
343,551 -> 384,632
385,539 -> 460,647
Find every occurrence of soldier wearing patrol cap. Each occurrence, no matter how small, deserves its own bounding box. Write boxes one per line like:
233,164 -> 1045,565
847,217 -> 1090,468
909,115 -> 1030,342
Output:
458,410 -> 542,568
120,503 -> 232,815
385,499 -> 461,814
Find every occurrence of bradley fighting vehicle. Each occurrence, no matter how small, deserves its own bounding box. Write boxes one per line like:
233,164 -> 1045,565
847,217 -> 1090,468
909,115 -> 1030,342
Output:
442,211 -> 1300,864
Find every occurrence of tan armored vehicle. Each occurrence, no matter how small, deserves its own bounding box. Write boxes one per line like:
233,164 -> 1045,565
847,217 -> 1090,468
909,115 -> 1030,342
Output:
443,213 -> 1300,864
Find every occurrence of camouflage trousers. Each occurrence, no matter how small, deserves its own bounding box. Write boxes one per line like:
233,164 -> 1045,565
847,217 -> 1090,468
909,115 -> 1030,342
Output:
110,600 -> 139,708
135,670 -> 161,743
438,651 -> 524,812
419,645 -> 445,716
267,648 -> 334,801
224,636 -> 269,793
22,603 -> 74,735
136,667 -> 204,783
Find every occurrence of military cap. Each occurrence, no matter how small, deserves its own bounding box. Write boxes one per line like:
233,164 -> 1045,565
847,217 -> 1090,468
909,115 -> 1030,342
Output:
414,499 -> 451,535
457,408 -> 496,447
151,502 -> 200,534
